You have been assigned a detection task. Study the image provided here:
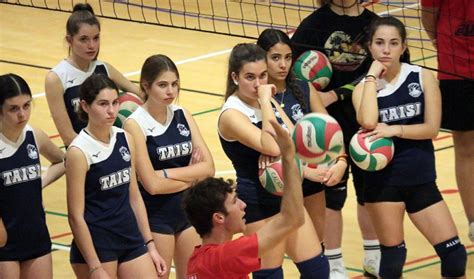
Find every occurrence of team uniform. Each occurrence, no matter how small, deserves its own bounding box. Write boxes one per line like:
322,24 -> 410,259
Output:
51,60 -> 109,134
364,63 -> 467,278
363,64 -> 443,210
187,233 -> 260,279
421,0 -> 474,130
0,125 -> 51,261
291,5 -> 378,208
274,80 -> 324,196
218,95 -> 286,223
128,105 -> 193,234
68,127 -> 147,263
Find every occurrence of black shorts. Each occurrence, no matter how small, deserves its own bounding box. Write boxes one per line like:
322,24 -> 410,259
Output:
70,241 -> 147,264
149,218 -> 192,235
244,203 -> 280,224
364,181 -> 443,213
302,179 -> 325,197
324,161 -> 366,210
440,79 -> 474,131
0,242 -> 51,262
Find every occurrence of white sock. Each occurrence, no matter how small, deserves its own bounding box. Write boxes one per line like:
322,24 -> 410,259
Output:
363,239 -> 380,275
325,248 -> 345,268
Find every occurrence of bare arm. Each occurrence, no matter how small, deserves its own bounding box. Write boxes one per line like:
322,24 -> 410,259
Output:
66,147 -> 103,272
33,127 -> 65,188
218,85 -> 282,157
45,71 -> 77,147
164,108 -> 215,182
126,133 -> 166,276
124,118 -> 190,195
309,83 -> 328,114
106,63 -> 145,100
421,5 -> 439,47
0,217 -> 6,247
256,120 -> 305,256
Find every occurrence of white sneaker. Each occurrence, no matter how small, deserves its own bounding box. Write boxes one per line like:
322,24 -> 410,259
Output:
469,222 -> 474,242
363,257 -> 380,278
329,261 -> 348,279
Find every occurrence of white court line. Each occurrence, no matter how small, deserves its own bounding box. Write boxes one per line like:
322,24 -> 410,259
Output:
32,48 -> 233,99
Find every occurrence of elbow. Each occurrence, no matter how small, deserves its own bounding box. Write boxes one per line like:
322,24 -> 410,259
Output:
429,128 -> 439,139
358,119 -> 378,131
293,212 -> 305,229
68,214 -> 83,231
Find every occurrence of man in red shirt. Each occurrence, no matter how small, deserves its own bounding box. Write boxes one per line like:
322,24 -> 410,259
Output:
421,0 -> 474,243
183,120 -> 307,279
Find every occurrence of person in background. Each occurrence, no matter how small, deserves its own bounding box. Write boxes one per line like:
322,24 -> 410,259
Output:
291,1 -> 380,277
45,3 -> 143,147
421,0 -> 474,243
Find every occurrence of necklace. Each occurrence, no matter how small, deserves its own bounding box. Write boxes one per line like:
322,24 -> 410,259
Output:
277,88 -> 286,108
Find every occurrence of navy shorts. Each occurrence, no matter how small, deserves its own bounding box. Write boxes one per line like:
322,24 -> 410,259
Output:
0,241 -> 51,262
70,240 -> 147,264
364,181 -> 443,213
440,79 -> 474,131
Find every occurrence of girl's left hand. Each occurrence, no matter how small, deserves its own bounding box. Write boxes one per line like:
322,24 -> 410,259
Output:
323,160 -> 347,186
149,247 -> 167,277
362,123 -> 400,141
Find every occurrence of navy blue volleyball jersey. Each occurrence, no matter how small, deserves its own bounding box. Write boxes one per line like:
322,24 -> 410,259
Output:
274,80 -> 311,124
128,106 -> 192,211
365,64 -> 436,186
51,60 -> 109,133
219,95 -> 287,205
69,127 -> 143,250
0,125 -> 51,259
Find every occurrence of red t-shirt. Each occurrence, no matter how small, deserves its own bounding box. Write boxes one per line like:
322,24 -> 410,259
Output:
421,0 -> 474,80
187,233 -> 261,279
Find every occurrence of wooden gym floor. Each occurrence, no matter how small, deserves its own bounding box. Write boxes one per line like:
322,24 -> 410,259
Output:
0,2 -> 472,278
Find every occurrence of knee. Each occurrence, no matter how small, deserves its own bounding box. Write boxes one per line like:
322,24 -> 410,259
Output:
379,242 -> 407,278
295,252 -> 329,279
434,236 -> 467,277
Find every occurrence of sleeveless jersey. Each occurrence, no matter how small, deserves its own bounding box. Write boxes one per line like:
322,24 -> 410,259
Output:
365,63 -> 436,186
274,80 -> 326,195
129,105 -> 192,221
0,125 -> 51,259
51,60 -> 109,133
69,127 -> 143,250
274,80 -> 311,124
218,95 -> 286,205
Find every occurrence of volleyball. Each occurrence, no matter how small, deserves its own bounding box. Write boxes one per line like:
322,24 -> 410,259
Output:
114,92 -> 143,128
349,132 -> 395,171
293,50 -> 332,90
258,158 -> 303,196
292,113 -> 344,164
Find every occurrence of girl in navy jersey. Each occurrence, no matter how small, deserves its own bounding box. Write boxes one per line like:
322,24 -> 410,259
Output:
45,3 -> 143,147
0,74 -> 65,279
352,16 -> 467,278
257,29 -> 348,243
124,54 -> 214,279
218,43 -> 329,278
66,74 -> 166,278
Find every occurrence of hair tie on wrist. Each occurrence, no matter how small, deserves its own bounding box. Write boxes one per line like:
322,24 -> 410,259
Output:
89,266 -> 102,275
145,239 -> 154,246
162,169 -> 168,178
365,74 -> 377,80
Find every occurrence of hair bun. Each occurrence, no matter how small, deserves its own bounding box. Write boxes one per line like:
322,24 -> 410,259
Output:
72,3 -> 94,15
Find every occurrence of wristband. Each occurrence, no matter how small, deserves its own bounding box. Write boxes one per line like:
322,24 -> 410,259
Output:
145,239 -> 154,246
162,169 -> 168,178
365,74 -> 377,80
